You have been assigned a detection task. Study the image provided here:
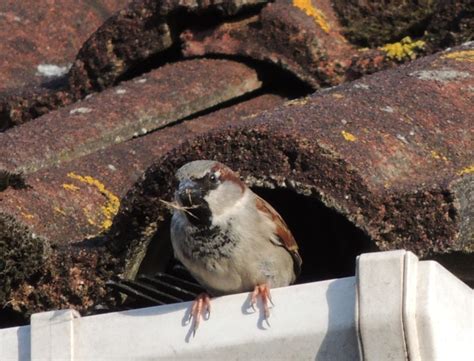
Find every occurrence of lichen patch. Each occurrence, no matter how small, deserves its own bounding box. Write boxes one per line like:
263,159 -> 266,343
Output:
442,50 -> 474,63
410,69 -> 471,82
293,0 -> 330,33
458,165 -> 474,176
381,36 -> 425,61
341,130 -> 357,142
66,173 -> 120,231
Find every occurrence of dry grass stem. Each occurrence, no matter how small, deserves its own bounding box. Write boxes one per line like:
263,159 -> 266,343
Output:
159,199 -> 199,219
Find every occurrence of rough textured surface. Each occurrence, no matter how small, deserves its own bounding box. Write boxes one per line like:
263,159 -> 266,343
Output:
0,94 -> 286,316
0,0 -> 130,129
1,0 -> 472,327
68,0 -> 268,97
332,0 -> 435,47
0,59 -> 261,175
0,94 -> 283,243
107,45 -> 473,278
0,213 -> 47,306
5,243 -> 119,322
2,0 -> 439,130
424,0 -> 474,52
68,0 -> 410,94
1,43 -> 473,323
332,0 -> 473,48
3,1 -> 466,131
181,0 -> 355,89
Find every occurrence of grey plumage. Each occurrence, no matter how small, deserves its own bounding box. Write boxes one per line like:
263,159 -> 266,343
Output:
170,160 -> 300,297
176,160 -> 218,182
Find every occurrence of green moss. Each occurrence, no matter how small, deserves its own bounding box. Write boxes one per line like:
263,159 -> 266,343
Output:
0,213 -> 47,304
332,0 -> 436,47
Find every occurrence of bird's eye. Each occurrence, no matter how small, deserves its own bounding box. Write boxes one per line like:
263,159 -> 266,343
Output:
209,173 -> 218,182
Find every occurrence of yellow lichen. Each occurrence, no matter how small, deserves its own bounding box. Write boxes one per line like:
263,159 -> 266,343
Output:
332,93 -> 344,99
458,165 -> 474,176
430,150 -> 448,162
442,50 -> 474,63
381,36 -> 425,61
67,172 -> 120,231
106,39 -> 125,73
83,207 -> 98,227
62,183 -> 80,191
16,205 -> 34,220
54,207 -> 67,216
341,130 -> 357,142
21,212 -> 34,219
293,0 -> 330,33
285,97 -> 309,106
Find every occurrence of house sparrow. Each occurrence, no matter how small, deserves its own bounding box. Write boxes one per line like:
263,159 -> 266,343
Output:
170,160 -> 302,333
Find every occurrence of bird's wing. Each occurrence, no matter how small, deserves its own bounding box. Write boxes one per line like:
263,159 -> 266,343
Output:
255,195 -> 302,277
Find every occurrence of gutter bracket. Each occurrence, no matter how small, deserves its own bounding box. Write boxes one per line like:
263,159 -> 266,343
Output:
31,309 -> 80,361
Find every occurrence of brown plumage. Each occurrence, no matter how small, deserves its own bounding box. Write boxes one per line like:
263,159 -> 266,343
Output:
255,195 -> 302,277
170,160 -> 302,332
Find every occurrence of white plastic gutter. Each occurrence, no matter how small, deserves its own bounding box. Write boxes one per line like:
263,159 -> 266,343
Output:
0,250 -> 472,360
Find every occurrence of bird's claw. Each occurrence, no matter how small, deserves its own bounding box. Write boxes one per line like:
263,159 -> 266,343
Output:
250,302 -> 257,312
190,293 -> 211,336
250,284 -> 273,325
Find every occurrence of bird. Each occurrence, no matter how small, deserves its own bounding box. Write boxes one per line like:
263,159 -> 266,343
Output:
169,160 -> 302,333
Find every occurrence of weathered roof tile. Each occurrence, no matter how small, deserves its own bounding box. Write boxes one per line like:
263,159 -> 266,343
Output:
0,59 -> 261,175
0,0 -> 130,129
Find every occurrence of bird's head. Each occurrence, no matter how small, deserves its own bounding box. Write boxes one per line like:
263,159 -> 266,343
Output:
174,160 -> 246,227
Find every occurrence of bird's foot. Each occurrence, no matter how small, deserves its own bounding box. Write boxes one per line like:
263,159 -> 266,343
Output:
250,284 -> 274,325
187,293 -> 211,336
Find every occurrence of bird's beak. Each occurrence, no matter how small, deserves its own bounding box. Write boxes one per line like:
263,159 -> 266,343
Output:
176,179 -> 202,207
